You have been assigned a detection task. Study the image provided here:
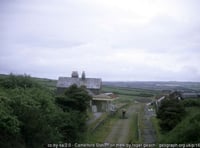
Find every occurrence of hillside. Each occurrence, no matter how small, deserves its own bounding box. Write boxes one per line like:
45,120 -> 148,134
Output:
0,74 -> 57,90
0,74 -> 91,148
153,99 -> 200,144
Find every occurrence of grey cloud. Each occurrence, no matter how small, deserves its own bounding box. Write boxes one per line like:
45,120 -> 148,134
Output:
1,0 -> 200,81
111,14 -> 200,53
16,37 -> 84,49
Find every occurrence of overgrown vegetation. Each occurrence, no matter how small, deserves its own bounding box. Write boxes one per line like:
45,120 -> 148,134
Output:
0,74 -> 91,148
85,104 -> 140,144
155,98 -> 200,144
157,99 -> 185,131
128,113 -> 139,143
85,113 -> 118,143
55,84 -> 92,143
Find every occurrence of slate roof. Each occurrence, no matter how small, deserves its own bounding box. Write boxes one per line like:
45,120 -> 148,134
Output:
56,77 -> 102,89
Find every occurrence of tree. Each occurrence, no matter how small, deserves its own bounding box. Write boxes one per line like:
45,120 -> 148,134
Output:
0,75 -> 92,147
56,84 -> 92,112
0,96 -> 22,148
157,99 -> 185,131
162,113 -> 200,144
0,73 -> 37,89
55,84 -> 92,143
0,75 -> 62,148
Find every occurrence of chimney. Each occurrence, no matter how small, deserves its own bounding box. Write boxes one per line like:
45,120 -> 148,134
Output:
71,71 -> 79,78
81,71 -> 86,80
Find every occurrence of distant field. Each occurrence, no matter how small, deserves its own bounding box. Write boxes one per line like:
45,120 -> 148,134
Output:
103,81 -> 200,92
102,85 -> 158,97
102,85 -> 158,103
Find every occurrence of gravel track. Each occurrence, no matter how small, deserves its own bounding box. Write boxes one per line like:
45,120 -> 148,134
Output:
104,104 -> 139,144
142,105 -> 156,144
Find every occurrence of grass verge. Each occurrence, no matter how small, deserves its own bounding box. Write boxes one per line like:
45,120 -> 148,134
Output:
85,113 -> 118,143
151,116 -> 162,144
128,113 -> 139,143
137,103 -> 145,143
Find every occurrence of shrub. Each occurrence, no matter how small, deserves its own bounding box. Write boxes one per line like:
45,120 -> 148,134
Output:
157,99 -> 185,131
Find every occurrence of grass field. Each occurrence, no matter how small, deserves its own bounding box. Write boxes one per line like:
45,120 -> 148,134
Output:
102,85 -> 157,97
102,85 -> 157,105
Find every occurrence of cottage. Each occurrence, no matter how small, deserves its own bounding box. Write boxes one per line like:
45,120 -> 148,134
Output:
56,71 -> 102,95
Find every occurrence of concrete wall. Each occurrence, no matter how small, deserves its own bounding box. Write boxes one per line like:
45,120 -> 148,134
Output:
89,89 -> 100,95
92,100 -> 113,112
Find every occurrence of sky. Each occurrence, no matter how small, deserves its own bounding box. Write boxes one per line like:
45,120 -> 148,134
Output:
1,0 -> 200,81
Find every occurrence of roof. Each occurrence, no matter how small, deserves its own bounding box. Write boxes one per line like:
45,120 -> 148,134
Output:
94,93 -> 118,99
92,98 -> 115,101
56,77 -> 102,89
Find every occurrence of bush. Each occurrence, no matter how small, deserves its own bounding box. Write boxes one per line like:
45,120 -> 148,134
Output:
0,74 -> 38,89
0,76 -> 92,147
162,113 -> 200,144
182,99 -> 200,107
157,99 -> 185,131
0,76 -> 61,148
55,84 -> 92,143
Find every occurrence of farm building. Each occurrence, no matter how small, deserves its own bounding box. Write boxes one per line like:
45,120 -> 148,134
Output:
56,71 -> 102,95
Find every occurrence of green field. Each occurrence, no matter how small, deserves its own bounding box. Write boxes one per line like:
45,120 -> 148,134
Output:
102,85 -> 157,97
102,85 -> 158,104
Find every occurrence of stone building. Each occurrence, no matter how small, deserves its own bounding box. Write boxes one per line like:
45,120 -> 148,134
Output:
56,71 -> 102,95
56,71 -> 117,113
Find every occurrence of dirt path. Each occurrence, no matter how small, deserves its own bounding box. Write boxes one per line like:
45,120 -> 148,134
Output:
104,104 -> 140,144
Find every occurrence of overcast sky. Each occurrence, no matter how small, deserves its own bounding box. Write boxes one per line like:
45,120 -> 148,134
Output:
1,0 -> 200,81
